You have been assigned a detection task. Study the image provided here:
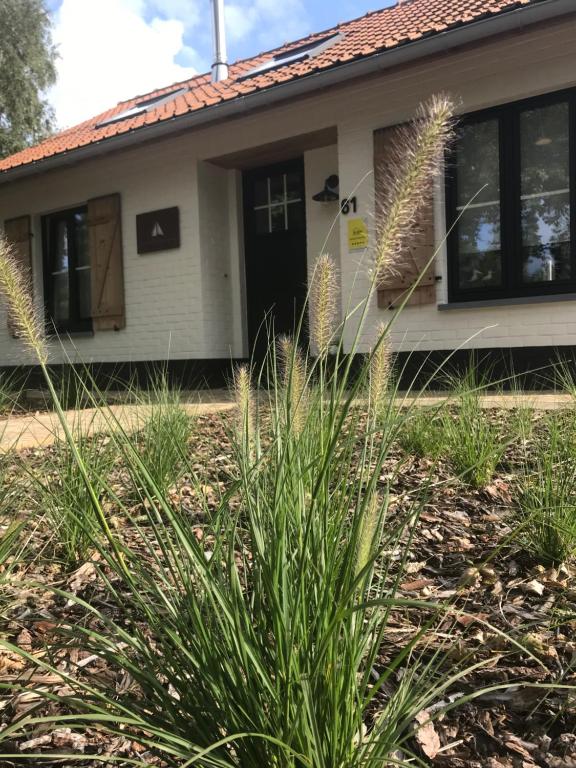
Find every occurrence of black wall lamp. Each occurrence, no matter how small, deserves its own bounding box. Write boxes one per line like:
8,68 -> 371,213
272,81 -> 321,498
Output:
313,174 -> 339,202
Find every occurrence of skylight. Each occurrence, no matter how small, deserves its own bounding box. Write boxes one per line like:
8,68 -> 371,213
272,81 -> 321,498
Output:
96,87 -> 188,128
238,32 -> 342,81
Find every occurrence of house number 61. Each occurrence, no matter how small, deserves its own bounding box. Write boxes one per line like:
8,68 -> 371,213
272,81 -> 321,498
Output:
340,196 -> 358,215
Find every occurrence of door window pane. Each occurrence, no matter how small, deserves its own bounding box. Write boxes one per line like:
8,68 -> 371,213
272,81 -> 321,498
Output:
287,202 -> 305,230
520,102 -> 571,283
255,208 -> 269,234
286,172 -> 302,201
254,179 -> 268,207
456,119 -> 501,289
252,169 -> 304,234
270,175 -> 284,204
270,204 -> 285,232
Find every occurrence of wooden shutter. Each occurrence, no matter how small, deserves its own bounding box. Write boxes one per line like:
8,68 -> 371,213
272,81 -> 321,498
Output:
374,125 -> 437,310
4,215 -> 32,336
88,194 -> 125,331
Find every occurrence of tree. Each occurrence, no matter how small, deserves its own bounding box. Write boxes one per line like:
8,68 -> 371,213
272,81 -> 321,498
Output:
0,0 -> 57,159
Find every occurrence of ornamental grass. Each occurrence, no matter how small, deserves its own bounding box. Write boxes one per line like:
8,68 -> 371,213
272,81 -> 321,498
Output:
0,95 -> 537,767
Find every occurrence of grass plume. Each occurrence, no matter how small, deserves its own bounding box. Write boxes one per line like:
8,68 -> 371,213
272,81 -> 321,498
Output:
355,493 -> 381,580
278,335 -> 308,436
0,235 -> 47,364
234,364 -> 255,460
369,323 -> 392,417
374,94 -> 454,281
309,253 -> 338,356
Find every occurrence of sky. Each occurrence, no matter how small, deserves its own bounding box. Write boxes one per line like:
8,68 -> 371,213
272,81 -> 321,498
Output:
45,0 -> 394,129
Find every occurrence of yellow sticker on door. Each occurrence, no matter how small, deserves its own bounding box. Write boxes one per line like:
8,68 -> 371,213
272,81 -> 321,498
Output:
348,218 -> 368,250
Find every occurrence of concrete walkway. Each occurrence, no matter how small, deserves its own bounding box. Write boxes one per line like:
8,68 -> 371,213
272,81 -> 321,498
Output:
0,390 -> 235,452
0,390 -> 572,453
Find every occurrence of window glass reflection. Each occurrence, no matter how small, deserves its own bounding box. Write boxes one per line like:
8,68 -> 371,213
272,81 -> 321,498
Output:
456,119 -> 501,289
520,102 -> 570,283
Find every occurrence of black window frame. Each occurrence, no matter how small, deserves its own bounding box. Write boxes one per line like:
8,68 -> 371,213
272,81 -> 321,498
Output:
41,206 -> 92,335
446,87 -> 576,303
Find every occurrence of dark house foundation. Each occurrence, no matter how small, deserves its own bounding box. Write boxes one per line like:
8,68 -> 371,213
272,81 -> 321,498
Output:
2,346 -> 576,396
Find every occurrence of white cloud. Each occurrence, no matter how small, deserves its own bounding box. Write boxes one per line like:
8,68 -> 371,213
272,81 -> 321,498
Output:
49,0 -> 313,129
147,0 -> 203,27
225,0 -> 309,50
50,0 -> 201,128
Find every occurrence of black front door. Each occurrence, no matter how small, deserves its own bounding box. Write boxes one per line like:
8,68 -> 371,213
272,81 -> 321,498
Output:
243,158 -> 307,358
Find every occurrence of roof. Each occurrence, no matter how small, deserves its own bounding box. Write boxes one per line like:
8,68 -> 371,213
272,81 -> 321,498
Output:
0,0 -> 543,174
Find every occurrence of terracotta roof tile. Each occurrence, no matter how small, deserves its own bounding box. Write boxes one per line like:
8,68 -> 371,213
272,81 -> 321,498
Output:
0,0 -> 544,174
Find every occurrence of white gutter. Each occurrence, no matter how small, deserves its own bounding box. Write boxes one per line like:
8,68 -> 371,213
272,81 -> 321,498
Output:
0,0 -> 573,185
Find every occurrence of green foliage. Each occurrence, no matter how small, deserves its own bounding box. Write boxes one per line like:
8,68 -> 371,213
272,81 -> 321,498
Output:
0,521 -> 22,567
133,375 -> 193,495
441,369 -> 507,488
0,518 -> 24,616
0,0 -> 57,158
0,370 -> 21,415
4,342 -> 463,767
0,456 -> 26,614
0,96 -> 500,766
398,405 -> 445,459
516,414 -> 576,565
53,366 -> 94,410
33,431 -> 114,567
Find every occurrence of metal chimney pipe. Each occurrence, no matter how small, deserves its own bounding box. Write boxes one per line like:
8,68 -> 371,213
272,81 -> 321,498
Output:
211,0 -> 229,82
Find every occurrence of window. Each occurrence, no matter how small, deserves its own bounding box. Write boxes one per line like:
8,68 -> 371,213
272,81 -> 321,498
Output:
446,90 -> 575,301
96,87 -> 188,128
42,207 -> 92,333
253,171 -> 304,234
238,33 -> 341,81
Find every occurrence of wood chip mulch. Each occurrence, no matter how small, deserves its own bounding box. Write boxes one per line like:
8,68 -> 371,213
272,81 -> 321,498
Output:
0,410 -> 574,766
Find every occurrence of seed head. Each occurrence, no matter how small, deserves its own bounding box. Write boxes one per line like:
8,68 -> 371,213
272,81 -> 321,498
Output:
355,493 -> 380,580
309,254 -> 338,356
278,335 -> 308,436
374,94 -> 455,282
0,235 -> 47,364
233,364 -> 254,458
369,324 -> 391,415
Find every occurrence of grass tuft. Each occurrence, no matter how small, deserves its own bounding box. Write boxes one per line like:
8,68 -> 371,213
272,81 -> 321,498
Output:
399,405 -> 446,460
441,369 -> 507,487
0,96 -> 474,766
133,374 -> 193,495
32,429 -> 115,567
516,413 -> 576,565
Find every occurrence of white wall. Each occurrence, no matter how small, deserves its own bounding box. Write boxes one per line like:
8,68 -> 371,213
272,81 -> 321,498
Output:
0,139 -> 203,366
197,161 -> 236,359
335,15 -> 576,354
304,144 -> 342,325
1,14 -> 576,365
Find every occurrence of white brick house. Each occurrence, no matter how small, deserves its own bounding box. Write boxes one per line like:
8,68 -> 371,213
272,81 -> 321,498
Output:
0,0 -> 575,384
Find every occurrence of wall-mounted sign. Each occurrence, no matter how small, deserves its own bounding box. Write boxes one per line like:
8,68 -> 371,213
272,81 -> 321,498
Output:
136,206 -> 180,254
348,217 -> 368,251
